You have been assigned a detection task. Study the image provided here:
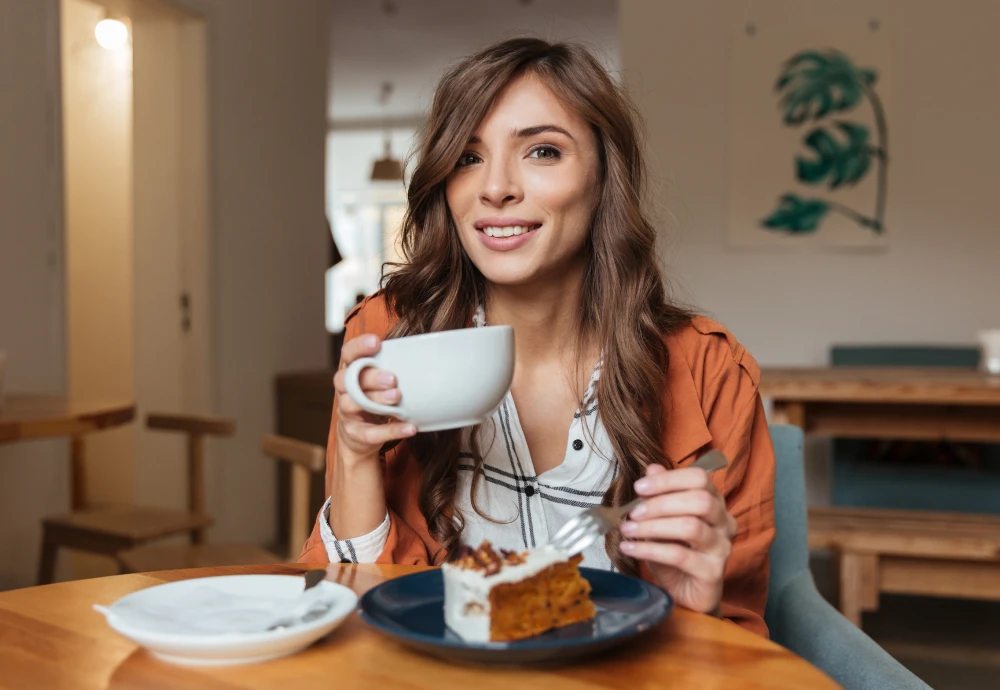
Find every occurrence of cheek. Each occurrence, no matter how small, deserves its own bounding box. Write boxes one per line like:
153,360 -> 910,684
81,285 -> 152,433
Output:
529,170 -> 597,242
445,174 -> 475,218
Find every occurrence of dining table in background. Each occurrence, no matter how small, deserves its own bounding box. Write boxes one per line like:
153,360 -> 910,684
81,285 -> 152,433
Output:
760,366 -> 1000,443
0,394 -> 136,509
0,563 -> 841,690
759,366 -> 1000,626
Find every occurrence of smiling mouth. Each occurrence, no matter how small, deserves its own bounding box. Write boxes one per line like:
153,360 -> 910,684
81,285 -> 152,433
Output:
477,224 -> 542,238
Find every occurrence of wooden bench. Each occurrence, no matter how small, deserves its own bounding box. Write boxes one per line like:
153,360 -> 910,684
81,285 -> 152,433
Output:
808,506 -> 1000,625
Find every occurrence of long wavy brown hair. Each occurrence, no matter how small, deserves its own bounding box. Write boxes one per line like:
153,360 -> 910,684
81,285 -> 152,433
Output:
380,37 -> 692,574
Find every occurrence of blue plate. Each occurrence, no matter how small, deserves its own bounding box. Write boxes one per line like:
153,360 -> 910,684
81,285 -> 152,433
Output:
358,567 -> 672,665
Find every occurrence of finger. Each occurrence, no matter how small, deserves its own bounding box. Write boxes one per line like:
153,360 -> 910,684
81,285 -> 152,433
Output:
620,540 -> 725,583
621,517 -> 732,557
339,334 -> 382,368
724,512 -> 738,539
334,364 -> 395,395
631,489 -> 729,527
338,387 -> 400,416
635,466 -> 715,497
359,368 -> 396,391
337,391 -> 363,417
344,420 -> 416,447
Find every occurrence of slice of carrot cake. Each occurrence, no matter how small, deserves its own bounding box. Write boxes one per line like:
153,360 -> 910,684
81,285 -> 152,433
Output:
442,540 -> 595,643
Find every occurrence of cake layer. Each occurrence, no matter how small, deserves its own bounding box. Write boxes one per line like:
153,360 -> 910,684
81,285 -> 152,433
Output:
442,541 -> 595,643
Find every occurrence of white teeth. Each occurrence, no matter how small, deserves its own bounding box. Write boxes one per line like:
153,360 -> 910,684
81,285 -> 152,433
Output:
481,225 -> 535,237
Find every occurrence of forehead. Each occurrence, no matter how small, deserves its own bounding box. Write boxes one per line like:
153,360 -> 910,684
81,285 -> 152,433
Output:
473,73 -> 590,138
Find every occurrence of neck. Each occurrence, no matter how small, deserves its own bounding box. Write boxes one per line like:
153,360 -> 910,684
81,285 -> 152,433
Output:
484,261 -> 592,365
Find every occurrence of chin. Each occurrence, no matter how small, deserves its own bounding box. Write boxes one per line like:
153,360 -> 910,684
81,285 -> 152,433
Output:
475,262 -> 539,287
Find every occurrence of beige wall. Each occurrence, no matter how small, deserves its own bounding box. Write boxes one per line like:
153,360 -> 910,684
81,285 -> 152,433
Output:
0,0 -> 67,590
131,4 -> 211,513
0,0 -> 329,588
166,0 -> 332,544
63,0 -> 136,513
621,0 -> 1000,368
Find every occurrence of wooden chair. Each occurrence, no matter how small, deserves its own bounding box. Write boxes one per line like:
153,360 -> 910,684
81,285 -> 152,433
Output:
116,434 -> 326,572
37,413 -> 235,585
808,506 -> 1000,626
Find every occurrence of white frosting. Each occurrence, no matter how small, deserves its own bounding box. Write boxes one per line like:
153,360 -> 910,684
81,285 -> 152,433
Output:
441,546 -> 569,643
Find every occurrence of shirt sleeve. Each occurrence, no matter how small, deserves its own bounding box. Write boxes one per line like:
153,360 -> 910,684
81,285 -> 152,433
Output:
717,392 -> 776,638
317,499 -> 390,563
671,319 -> 776,638
296,295 -> 439,567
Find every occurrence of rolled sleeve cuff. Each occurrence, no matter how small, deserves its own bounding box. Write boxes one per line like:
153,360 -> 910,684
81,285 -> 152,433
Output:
317,497 -> 389,563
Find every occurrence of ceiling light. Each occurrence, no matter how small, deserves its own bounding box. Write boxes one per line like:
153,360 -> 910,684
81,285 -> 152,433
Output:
95,18 -> 129,50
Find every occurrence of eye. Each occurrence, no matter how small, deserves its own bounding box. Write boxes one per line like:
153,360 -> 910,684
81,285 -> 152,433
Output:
528,145 -> 561,161
456,152 -> 482,168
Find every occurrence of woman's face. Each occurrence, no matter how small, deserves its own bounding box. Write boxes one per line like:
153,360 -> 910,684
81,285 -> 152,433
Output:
446,74 -> 600,288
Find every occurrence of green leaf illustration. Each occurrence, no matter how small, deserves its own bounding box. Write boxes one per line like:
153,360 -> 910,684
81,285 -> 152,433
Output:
760,194 -> 830,233
796,122 -> 872,188
775,50 -> 877,125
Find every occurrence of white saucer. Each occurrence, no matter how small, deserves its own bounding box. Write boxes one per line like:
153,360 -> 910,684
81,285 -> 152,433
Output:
98,574 -> 358,666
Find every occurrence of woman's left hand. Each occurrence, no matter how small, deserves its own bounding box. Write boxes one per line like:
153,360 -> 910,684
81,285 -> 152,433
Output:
620,463 -> 738,616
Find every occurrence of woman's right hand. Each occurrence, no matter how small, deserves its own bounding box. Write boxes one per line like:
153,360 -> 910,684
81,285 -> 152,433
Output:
333,334 -> 417,464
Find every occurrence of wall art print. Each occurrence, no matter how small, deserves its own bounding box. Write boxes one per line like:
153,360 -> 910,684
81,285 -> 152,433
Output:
728,28 -> 892,249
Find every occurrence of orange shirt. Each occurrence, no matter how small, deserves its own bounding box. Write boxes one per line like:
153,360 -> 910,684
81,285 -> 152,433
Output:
299,294 -> 776,638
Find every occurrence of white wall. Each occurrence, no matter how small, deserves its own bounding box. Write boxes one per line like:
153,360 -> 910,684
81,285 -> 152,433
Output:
179,0 -> 331,544
0,0 -> 68,590
621,0 -> 1000,368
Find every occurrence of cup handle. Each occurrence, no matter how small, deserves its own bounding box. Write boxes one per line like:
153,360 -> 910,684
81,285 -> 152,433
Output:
344,357 -> 409,421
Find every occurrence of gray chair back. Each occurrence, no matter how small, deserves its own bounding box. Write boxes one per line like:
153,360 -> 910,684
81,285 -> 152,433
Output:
764,424 -> 931,690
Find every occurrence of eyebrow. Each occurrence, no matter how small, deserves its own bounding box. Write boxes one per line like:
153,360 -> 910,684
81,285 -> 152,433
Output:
468,124 -> 575,145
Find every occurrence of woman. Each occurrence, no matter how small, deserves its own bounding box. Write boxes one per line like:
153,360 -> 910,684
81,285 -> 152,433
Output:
300,37 -> 775,637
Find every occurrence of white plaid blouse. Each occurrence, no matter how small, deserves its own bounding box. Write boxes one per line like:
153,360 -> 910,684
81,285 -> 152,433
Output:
318,309 -> 616,570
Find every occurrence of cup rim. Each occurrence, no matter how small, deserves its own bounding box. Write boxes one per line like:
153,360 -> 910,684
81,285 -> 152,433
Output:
379,324 -> 512,347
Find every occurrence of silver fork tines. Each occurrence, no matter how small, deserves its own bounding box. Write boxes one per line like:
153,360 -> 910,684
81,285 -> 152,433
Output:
547,450 -> 729,555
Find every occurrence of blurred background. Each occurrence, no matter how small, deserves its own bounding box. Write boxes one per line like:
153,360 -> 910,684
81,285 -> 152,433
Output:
1,1 -> 999,687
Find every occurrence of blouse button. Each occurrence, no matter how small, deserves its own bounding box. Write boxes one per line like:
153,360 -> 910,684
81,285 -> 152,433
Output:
572,439 -> 584,451
525,486 -> 536,497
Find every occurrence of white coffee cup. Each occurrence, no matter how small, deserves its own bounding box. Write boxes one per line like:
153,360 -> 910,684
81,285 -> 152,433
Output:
978,329 -> 1000,375
344,326 -> 514,432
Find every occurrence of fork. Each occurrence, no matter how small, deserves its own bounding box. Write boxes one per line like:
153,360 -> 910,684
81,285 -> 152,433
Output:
547,450 -> 729,555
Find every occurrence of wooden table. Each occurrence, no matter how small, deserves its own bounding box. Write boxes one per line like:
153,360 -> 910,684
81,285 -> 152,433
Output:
0,394 -> 136,508
760,367 -> 1000,442
759,367 -> 1000,625
0,563 -> 840,690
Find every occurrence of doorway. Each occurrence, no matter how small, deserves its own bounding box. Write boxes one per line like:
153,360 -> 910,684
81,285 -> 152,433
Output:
61,0 -> 212,577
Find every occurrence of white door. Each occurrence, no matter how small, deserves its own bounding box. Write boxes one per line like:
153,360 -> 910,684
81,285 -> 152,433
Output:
131,0 -> 212,510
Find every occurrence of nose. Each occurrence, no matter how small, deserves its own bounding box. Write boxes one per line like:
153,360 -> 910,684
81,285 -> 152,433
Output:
479,156 -> 523,208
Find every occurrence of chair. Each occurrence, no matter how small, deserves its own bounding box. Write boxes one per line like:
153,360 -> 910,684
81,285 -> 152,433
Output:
117,433 -> 326,571
765,424 -> 931,690
37,413 -> 235,584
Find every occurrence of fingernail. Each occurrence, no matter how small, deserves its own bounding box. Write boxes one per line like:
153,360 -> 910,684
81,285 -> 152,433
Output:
365,335 -> 378,348
402,424 -> 417,436
620,541 -> 636,553
384,388 -> 399,401
630,504 -> 647,518
621,521 -> 637,535
634,478 -> 651,493
378,372 -> 395,386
